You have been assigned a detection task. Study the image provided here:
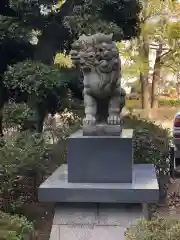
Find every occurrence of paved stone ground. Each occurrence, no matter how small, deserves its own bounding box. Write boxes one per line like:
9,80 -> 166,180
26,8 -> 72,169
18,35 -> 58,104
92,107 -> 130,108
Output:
49,203 -> 144,240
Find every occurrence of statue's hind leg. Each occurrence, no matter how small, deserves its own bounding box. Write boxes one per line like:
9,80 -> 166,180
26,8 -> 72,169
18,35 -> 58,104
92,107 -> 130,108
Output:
108,87 -> 121,125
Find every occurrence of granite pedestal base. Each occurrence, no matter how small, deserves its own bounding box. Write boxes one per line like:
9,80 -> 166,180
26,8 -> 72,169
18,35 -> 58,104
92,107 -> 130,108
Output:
67,129 -> 133,183
38,164 -> 159,203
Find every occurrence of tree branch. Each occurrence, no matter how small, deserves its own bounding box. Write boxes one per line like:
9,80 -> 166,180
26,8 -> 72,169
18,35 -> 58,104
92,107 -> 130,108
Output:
162,63 -> 179,73
160,49 -> 172,59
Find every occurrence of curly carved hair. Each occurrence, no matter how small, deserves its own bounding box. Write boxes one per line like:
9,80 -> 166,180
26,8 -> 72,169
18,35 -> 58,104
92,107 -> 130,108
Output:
70,33 -> 120,74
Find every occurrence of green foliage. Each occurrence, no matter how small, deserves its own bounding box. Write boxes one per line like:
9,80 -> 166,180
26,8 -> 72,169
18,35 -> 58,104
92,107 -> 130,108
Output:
0,107 -> 83,212
0,210 -> 34,240
117,39 -> 149,80
123,114 -> 170,166
3,103 -> 35,129
65,0 -> 139,38
142,0 -> 180,73
65,1 -> 116,36
4,60 -> 68,103
139,0 -> 167,39
9,0 -> 39,12
0,132 -> 50,214
0,16 -> 30,44
125,216 -> 180,240
66,14 -> 122,37
54,53 -> 73,68
126,98 -> 180,108
119,0 -> 180,86
123,114 -> 170,199
0,132 -> 50,191
126,99 -> 141,109
158,99 -> 180,107
100,0 -> 140,38
56,0 -> 66,9
117,41 -> 142,78
9,0 -> 57,17
130,80 -> 141,93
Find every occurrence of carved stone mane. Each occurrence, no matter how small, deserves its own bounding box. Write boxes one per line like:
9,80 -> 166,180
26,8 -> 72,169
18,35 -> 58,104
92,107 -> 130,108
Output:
71,33 -> 120,94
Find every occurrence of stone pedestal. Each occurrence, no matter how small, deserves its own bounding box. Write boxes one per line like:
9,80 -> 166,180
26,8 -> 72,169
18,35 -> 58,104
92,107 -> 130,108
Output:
38,127 -> 159,239
38,164 -> 159,203
67,129 -> 133,183
39,127 -> 159,204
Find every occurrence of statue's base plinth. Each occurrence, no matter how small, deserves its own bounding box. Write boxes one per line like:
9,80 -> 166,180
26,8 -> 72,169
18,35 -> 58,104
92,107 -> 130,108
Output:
83,124 -> 122,136
38,164 -> 159,203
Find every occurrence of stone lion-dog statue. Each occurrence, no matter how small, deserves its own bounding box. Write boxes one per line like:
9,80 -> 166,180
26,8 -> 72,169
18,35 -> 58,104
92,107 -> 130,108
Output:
70,33 -> 125,125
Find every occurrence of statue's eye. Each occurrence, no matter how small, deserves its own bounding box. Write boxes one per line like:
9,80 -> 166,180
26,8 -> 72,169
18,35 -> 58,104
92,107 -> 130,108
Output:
89,54 -> 94,58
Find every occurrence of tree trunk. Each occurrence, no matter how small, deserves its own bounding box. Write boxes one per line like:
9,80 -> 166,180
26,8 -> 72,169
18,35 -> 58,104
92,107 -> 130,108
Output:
151,44 -> 162,109
140,73 -> 151,110
176,84 -> 179,97
138,35 -> 150,111
151,68 -> 160,108
140,73 -> 144,109
176,74 -> 180,99
35,102 -> 48,133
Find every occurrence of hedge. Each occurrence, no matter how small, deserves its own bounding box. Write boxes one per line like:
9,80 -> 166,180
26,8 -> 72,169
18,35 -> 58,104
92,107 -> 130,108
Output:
0,211 -> 34,240
158,99 -> 180,107
123,115 -> 170,165
126,98 -> 180,108
122,115 -> 170,201
0,107 -> 82,239
126,99 -> 141,109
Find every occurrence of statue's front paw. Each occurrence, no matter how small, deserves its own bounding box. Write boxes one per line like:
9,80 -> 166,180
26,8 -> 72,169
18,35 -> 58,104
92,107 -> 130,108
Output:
108,115 -> 121,125
83,115 -> 96,125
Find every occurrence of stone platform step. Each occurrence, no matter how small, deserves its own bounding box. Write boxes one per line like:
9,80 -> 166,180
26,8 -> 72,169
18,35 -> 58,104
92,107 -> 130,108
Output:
49,203 -> 144,240
38,164 -> 159,203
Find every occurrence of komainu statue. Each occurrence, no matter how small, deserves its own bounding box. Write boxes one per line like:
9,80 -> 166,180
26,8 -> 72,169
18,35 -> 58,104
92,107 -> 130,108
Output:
70,33 -> 125,126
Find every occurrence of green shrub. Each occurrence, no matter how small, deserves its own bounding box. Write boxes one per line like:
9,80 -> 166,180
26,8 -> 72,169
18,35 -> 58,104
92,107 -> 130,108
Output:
3,103 -> 35,129
130,80 -> 141,94
125,216 -> 180,240
122,115 -> 170,201
0,108 -> 83,212
0,132 -> 50,212
123,115 -> 170,165
126,99 -> 141,109
126,98 -> 180,109
158,99 -> 180,107
0,211 -> 34,240
0,132 -> 49,178
4,60 -> 68,105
